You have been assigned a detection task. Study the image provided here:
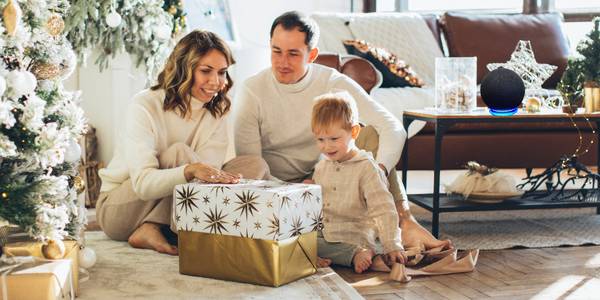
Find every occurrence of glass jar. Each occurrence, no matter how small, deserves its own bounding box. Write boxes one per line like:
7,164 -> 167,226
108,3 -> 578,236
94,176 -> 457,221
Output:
435,57 -> 477,113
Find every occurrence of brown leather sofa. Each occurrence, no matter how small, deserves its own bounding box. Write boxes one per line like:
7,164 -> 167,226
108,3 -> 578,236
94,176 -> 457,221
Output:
315,12 -> 597,170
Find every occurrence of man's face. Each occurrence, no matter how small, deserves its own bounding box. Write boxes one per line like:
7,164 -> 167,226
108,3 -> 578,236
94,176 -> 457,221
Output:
270,24 -> 318,84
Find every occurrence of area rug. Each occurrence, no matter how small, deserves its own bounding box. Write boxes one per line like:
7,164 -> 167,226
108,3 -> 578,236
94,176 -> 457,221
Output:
78,232 -> 364,300
412,206 -> 600,250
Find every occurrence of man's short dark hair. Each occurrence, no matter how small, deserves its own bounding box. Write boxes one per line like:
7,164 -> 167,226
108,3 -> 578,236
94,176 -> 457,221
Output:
270,11 -> 320,49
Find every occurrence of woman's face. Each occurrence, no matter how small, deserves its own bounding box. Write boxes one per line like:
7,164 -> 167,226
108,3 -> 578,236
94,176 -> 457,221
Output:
191,49 -> 229,103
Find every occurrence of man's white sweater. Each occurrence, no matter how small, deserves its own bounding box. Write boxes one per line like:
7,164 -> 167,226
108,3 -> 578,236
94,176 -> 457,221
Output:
234,64 -> 405,182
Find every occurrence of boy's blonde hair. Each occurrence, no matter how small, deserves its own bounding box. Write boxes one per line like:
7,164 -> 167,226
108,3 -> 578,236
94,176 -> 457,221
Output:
311,91 -> 359,133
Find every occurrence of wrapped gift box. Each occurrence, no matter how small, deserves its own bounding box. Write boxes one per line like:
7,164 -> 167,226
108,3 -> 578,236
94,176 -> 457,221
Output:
0,258 -> 74,300
2,241 -> 80,295
174,179 -> 322,287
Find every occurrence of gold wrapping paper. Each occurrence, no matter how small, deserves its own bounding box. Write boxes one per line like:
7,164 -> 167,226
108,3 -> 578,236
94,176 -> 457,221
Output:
0,259 -> 73,300
179,231 -> 317,287
2,241 -> 79,295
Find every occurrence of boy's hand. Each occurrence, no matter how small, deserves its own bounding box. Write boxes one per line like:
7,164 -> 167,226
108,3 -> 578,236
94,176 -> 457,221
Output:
385,250 -> 407,265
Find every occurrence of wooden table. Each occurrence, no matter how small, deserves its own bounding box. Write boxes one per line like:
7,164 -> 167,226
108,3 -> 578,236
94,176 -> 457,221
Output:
401,109 -> 600,237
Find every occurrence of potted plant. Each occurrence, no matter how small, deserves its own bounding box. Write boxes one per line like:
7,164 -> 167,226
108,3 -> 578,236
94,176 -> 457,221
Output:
557,58 -> 584,113
576,17 -> 600,112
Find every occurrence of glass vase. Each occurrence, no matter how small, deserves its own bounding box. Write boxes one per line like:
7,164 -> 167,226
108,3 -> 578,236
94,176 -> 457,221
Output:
435,57 -> 477,113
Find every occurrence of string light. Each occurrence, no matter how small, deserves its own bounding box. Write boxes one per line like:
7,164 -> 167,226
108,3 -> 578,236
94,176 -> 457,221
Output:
1,192 -> 8,199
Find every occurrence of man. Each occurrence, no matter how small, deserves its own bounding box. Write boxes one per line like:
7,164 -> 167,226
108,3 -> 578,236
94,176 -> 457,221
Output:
234,11 -> 449,250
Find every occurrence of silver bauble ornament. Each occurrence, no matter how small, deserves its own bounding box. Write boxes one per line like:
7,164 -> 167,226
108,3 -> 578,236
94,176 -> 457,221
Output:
106,11 -> 122,28
79,247 -> 96,269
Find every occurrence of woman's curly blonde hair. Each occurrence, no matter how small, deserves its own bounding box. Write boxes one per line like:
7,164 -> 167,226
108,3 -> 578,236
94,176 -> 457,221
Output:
152,30 -> 235,118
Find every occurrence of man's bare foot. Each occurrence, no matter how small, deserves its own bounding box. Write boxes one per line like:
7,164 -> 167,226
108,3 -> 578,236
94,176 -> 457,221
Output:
128,223 -> 178,255
401,218 -> 452,250
369,254 -> 391,272
352,248 -> 374,273
317,257 -> 332,268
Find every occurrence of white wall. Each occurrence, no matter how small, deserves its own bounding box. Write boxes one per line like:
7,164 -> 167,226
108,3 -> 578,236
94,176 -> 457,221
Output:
74,0 -> 353,165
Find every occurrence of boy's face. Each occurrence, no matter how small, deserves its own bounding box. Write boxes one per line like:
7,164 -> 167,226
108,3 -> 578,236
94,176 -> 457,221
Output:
270,25 -> 318,84
314,124 -> 359,162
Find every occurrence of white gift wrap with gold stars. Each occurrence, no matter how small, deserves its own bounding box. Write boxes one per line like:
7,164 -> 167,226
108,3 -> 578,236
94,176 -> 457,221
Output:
173,179 -> 322,286
173,179 -> 322,240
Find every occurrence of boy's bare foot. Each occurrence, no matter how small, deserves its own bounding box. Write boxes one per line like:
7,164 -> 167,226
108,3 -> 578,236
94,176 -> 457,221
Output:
370,254 -> 392,272
353,248 -> 374,273
128,222 -> 178,255
317,257 -> 332,268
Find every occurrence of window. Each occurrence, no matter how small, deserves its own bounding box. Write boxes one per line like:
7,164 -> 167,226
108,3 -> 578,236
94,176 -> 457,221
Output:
555,0 -> 600,10
406,0 -> 522,12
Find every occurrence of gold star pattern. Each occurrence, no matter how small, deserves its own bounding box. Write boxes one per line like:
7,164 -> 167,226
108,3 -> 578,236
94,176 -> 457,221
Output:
487,40 -> 556,90
267,214 -> 280,239
233,219 -> 241,229
234,190 -> 259,219
253,221 -> 262,230
266,200 -> 273,208
222,197 -> 230,206
203,205 -> 228,234
202,196 -> 210,204
175,186 -> 199,214
192,216 -> 200,224
300,190 -> 314,203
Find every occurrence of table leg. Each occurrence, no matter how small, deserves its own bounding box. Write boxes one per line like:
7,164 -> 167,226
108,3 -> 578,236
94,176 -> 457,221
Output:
432,122 -> 450,238
596,121 -> 600,214
401,117 -> 414,188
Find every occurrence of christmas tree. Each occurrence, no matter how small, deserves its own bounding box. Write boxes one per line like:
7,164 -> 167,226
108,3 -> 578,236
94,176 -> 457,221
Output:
65,0 -> 178,80
0,0 -> 86,242
577,17 -> 600,85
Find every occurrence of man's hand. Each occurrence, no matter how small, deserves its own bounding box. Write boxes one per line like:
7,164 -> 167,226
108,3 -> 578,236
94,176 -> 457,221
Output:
385,250 -> 407,265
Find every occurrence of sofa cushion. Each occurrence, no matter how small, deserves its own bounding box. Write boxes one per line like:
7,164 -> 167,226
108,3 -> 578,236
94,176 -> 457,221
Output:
311,13 -> 356,54
346,13 -> 444,86
440,12 -> 569,89
343,40 -> 424,88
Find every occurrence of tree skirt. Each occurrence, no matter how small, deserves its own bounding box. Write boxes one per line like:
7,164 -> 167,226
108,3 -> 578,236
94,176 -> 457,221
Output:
412,206 -> 600,250
79,232 -> 363,300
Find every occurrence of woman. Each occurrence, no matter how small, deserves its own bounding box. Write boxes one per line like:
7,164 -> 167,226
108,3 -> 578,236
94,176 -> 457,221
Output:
97,30 -> 270,255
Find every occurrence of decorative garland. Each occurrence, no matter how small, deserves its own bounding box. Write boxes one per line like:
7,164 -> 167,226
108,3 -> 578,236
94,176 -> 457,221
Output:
64,0 -> 179,80
0,0 -> 86,241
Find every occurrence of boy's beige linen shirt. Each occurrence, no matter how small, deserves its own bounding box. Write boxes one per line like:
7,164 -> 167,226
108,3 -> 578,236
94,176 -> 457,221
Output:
313,150 -> 403,253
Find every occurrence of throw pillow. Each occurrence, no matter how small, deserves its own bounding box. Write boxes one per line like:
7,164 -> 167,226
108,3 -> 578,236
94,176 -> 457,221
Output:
343,39 -> 424,88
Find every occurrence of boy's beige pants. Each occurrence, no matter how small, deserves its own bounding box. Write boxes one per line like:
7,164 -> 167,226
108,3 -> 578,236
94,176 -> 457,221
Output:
96,142 -> 271,241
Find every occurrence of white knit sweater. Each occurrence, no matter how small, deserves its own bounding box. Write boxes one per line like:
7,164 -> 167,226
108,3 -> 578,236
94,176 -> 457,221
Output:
99,89 -> 228,200
234,64 -> 405,182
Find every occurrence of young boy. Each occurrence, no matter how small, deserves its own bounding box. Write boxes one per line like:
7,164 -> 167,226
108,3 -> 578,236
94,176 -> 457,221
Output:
311,92 -> 406,273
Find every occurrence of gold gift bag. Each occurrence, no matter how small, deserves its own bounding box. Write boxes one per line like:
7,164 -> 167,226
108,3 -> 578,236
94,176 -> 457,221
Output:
2,241 -> 80,296
179,231 -> 317,287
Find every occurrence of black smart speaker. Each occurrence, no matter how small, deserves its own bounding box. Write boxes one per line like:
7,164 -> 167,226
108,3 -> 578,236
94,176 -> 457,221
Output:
480,67 -> 525,116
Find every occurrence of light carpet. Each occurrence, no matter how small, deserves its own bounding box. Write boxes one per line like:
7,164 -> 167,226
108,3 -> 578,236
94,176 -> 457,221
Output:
412,206 -> 600,250
78,232 -> 363,300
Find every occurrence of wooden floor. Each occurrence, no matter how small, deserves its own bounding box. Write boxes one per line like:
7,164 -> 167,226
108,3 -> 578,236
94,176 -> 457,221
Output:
332,245 -> 600,300
87,169 -> 600,299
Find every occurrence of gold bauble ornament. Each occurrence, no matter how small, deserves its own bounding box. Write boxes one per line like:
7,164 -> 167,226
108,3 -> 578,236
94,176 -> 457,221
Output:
2,0 -> 22,36
46,13 -> 64,36
41,239 -> 66,259
31,62 -> 61,80
74,175 -> 86,194
525,97 -> 541,113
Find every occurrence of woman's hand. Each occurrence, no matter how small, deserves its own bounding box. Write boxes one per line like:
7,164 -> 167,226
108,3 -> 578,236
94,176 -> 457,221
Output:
184,162 -> 241,184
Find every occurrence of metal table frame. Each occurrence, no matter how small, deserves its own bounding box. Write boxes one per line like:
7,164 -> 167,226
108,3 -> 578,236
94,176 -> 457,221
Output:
401,110 -> 600,238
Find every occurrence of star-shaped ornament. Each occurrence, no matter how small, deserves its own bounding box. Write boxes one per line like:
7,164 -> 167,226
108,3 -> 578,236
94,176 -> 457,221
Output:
487,40 -> 557,90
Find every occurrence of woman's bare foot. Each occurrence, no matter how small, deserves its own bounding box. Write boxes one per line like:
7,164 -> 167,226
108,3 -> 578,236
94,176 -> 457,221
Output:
128,222 -> 178,255
352,248 -> 374,273
369,254 -> 391,272
317,257 -> 332,268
